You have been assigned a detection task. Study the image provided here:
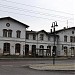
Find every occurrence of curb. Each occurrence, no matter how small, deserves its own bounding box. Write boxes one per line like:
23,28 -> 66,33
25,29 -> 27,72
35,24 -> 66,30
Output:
29,64 -> 75,71
0,57 -> 69,60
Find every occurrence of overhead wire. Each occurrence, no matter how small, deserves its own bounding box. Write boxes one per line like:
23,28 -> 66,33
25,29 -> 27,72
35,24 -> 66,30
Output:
0,9 -> 73,24
1,0 -> 74,15
0,3 -> 73,20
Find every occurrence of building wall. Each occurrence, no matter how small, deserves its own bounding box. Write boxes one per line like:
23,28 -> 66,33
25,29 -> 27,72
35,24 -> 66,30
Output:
57,29 -> 75,56
0,19 -> 26,55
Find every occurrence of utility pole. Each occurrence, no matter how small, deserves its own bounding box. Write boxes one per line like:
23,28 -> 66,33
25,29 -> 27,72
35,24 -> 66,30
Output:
51,21 -> 58,65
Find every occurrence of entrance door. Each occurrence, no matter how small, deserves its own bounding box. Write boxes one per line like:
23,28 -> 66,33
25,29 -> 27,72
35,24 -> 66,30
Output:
3,43 -> 10,54
15,43 -> 20,55
32,45 -> 36,56
47,46 -> 51,56
25,44 -> 29,56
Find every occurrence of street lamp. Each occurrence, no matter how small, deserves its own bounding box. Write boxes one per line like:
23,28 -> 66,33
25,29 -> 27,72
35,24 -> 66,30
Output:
51,21 -> 58,65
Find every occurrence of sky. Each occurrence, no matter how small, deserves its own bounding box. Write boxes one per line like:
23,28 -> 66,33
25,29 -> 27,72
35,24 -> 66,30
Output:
0,0 -> 74,32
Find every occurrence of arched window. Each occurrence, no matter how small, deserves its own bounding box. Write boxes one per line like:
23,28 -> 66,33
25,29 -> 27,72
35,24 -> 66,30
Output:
40,45 -> 44,49
8,30 -> 12,37
3,29 -> 12,37
64,35 -> 67,42
15,43 -> 20,53
64,46 -> 67,56
16,30 -> 21,38
39,45 -> 44,56
47,46 -> 51,56
25,44 -> 29,56
3,29 -> 7,37
3,43 -> 10,53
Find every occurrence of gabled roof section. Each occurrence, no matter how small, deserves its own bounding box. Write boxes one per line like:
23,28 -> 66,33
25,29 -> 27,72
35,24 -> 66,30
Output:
51,27 -> 75,34
0,17 -> 29,28
37,30 -> 48,35
26,30 -> 37,34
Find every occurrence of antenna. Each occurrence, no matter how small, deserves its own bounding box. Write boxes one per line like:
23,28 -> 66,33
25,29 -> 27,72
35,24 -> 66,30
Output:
67,20 -> 68,28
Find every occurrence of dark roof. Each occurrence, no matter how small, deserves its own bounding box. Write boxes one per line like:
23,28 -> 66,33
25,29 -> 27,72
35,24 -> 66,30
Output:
37,30 -> 48,35
51,27 -> 75,34
0,17 -> 29,28
26,30 -> 37,34
26,30 -> 49,35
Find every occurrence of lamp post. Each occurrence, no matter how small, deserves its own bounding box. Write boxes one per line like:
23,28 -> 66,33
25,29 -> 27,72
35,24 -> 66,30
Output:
51,21 -> 58,65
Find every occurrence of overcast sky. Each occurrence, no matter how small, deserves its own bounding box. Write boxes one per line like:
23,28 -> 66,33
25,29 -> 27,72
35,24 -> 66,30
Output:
0,0 -> 74,32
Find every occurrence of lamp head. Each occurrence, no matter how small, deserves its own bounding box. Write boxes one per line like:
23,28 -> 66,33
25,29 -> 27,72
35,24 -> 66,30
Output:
55,21 -> 58,27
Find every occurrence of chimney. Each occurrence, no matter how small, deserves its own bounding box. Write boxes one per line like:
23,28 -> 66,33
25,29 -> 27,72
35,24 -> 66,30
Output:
64,27 -> 66,29
51,29 -> 52,33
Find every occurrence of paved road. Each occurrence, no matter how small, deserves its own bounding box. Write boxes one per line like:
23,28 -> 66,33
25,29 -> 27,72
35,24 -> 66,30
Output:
0,59 -> 75,75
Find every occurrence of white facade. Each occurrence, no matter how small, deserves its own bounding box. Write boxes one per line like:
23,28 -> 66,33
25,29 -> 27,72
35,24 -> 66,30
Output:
26,28 -> 75,57
26,30 -> 58,57
56,28 -> 75,56
0,17 -> 75,57
0,17 -> 29,55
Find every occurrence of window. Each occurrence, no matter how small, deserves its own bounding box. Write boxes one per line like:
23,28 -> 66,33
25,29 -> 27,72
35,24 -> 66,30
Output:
64,46 -> 67,56
26,33 -> 29,39
15,43 -> 20,53
3,29 -> 7,37
39,45 -> 44,56
72,31 -> 74,34
64,35 -> 67,42
70,36 -> 73,42
47,46 -> 51,49
33,34 -> 36,40
3,43 -> 10,53
40,34 -> 44,40
74,37 -> 75,42
47,46 -> 51,56
6,23 -> 10,27
40,45 -> 44,49
70,36 -> 75,42
3,29 -> 12,37
8,30 -> 12,37
16,30 -> 21,38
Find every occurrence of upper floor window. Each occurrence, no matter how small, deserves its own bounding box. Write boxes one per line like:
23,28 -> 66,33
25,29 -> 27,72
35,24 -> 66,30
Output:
40,34 -> 44,40
8,30 -> 12,37
26,33 -> 29,39
3,29 -> 7,37
70,36 -> 75,42
70,36 -> 73,42
33,34 -> 36,40
16,30 -> 21,38
72,31 -> 74,34
3,29 -> 12,37
64,35 -> 67,42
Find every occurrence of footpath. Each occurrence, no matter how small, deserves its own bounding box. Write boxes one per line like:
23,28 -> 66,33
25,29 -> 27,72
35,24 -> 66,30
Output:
29,64 -> 75,71
0,57 -> 75,71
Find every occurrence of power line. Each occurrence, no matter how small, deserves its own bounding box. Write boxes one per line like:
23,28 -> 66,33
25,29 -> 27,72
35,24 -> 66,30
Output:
0,3 -> 73,20
1,0 -> 74,15
0,9 -> 74,24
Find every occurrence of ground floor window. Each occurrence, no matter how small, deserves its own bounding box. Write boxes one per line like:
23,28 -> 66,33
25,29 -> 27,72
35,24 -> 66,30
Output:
71,47 -> 74,56
39,45 -> 44,56
32,45 -> 36,56
47,46 -> 51,56
64,46 -> 67,56
25,44 -> 29,56
3,43 -> 10,53
15,43 -> 20,53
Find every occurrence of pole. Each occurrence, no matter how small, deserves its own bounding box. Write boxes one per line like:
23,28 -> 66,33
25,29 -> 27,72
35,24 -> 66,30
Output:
51,21 -> 58,65
53,27 -> 55,65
